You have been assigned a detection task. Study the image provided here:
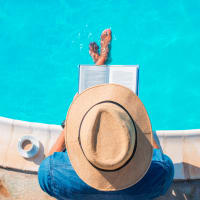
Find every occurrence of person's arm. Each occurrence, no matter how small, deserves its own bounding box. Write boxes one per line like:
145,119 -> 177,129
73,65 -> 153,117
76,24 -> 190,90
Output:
153,132 -> 160,149
153,138 -> 160,149
47,93 -> 79,156
47,129 -> 65,156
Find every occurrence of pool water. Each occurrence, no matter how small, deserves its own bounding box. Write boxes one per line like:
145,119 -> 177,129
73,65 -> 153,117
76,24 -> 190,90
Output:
0,0 -> 200,130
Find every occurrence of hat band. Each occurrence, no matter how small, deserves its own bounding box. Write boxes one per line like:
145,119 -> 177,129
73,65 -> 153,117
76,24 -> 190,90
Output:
78,100 -> 138,172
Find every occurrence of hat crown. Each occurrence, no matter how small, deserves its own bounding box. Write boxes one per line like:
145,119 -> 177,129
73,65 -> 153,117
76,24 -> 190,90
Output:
80,102 -> 136,171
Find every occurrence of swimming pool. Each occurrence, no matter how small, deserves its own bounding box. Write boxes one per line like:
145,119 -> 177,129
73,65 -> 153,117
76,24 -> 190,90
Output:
0,0 -> 200,130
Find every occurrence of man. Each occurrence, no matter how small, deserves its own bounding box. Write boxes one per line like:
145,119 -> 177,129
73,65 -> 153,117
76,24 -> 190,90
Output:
38,29 -> 174,200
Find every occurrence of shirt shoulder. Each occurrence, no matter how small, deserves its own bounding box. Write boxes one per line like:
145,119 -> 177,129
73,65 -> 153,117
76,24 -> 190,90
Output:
152,148 -> 174,170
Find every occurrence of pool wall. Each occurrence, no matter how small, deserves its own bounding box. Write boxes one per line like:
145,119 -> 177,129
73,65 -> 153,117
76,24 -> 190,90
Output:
0,116 -> 61,172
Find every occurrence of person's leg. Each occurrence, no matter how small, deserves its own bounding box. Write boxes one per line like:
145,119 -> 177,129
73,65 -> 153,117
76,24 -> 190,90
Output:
89,42 -> 100,63
89,29 -> 112,65
48,93 -> 79,156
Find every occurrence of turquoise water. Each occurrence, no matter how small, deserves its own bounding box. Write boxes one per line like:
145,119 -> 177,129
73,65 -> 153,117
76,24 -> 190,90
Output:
0,0 -> 200,130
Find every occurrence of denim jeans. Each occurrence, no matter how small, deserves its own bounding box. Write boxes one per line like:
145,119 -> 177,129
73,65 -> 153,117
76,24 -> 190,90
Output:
38,149 -> 174,200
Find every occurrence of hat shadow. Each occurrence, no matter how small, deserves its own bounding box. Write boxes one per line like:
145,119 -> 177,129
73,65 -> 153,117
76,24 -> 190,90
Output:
98,123 -> 153,189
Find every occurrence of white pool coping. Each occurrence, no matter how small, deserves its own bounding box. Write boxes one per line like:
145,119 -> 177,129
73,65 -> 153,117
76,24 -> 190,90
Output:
0,116 -> 200,180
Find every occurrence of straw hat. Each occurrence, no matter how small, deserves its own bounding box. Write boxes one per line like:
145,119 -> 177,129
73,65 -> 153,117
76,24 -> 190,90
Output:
65,84 -> 153,191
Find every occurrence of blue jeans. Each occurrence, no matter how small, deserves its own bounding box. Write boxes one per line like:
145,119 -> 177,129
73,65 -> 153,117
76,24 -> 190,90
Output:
38,149 -> 174,200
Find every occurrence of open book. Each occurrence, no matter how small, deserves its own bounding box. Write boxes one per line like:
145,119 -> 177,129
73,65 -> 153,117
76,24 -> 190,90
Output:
78,65 -> 139,95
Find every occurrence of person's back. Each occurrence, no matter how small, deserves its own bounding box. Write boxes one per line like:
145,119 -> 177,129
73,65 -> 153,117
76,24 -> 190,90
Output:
38,85 -> 174,200
38,148 -> 174,200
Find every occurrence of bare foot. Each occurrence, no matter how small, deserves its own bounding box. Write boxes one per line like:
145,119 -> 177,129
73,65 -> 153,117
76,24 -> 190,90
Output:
89,42 -> 100,63
100,29 -> 112,61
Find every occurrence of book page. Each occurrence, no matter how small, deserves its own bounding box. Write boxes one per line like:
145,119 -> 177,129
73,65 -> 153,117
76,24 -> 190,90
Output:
79,65 -> 109,93
109,66 -> 139,95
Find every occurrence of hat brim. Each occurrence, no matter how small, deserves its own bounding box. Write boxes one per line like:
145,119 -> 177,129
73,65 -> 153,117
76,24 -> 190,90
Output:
65,84 -> 153,191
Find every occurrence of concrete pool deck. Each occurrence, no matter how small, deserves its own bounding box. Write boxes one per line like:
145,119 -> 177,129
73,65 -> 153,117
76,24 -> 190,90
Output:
0,116 -> 200,199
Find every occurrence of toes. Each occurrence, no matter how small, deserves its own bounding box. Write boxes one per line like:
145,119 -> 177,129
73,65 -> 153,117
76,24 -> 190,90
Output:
101,29 -> 111,37
105,29 -> 111,35
101,29 -> 112,44
101,29 -> 108,40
